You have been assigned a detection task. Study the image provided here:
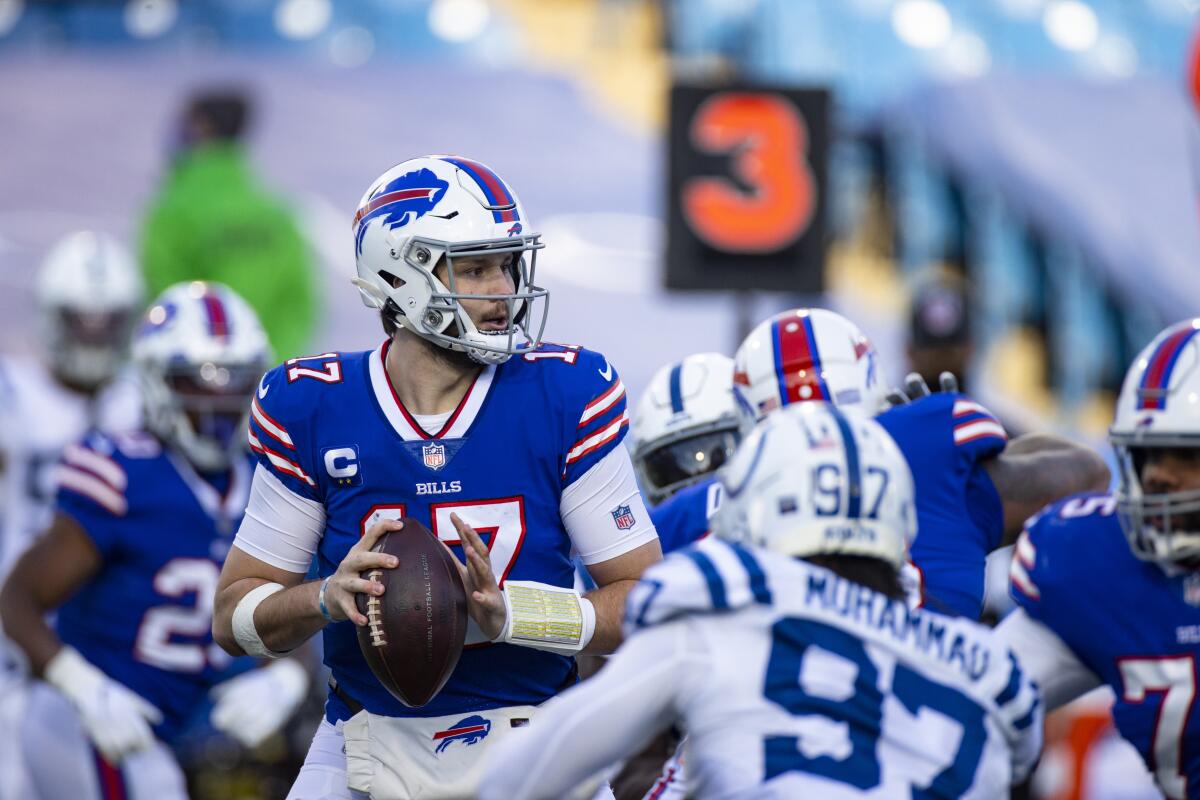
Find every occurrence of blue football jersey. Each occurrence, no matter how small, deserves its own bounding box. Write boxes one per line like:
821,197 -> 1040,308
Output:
53,430 -> 255,743
877,394 -> 1007,619
1013,494 -> 1200,799
649,478 -> 722,555
247,341 -> 638,720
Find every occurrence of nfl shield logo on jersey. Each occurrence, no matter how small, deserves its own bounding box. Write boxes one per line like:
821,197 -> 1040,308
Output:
1184,573 -> 1200,607
611,504 -> 635,530
423,442 -> 446,471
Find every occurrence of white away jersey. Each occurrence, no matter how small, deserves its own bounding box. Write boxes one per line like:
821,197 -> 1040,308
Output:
481,538 -> 1042,800
0,357 -> 140,576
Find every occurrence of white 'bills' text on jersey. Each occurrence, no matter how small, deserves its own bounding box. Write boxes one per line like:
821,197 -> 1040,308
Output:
481,538 -> 1042,799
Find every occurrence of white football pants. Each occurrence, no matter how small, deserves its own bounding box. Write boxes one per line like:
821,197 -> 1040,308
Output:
17,682 -> 187,800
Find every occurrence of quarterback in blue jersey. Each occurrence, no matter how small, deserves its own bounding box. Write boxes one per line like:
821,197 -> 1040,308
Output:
996,319 -> 1200,800
213,156 -> 661,799
482,403 -> 1043,799
733,307 -> 1108,620
0,283 -> 309,800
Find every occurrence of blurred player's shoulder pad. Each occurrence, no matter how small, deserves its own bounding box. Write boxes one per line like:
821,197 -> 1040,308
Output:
1010,491 -> 1119,611
623,537 -> 773,636
880,391 -> 1008,459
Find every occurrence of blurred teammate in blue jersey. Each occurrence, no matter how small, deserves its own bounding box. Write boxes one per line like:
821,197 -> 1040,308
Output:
734,307 -> 1108,619
0,282 -> 309,799
995,319 -> 1200,800
481,402 -> 1043,799
630,352 -> 740,553
211,156 -> 661,800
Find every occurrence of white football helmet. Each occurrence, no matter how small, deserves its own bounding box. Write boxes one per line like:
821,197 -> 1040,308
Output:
352,155 -> 548,365
1110,319 -> 1200,564
36,231 -> 144,389
733,308 -> 885,431
133,282 -> 271,472
630,353 -> 739,506
712,402 -> 916,567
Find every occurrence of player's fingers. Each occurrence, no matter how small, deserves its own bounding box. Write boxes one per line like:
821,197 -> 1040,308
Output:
885,389 -> 910,407
440,540 -> 471,586
938,371 -> 959,394
465,542 -> 498,590
342,576 -> 385,596
336,593 -> 369,626
453,514 -> 490,560
904,372 -> 931,399
342,549 -> 398,574
358,518 -> 404,550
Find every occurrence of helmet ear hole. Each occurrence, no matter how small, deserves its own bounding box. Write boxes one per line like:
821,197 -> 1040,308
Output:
378,270 -> 406,290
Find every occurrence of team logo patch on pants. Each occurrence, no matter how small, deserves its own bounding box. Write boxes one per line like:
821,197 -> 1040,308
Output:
432,715 -> 491,754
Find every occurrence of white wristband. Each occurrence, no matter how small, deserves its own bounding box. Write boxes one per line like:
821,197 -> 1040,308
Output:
492,580 -> 596,656
232,582 -> 289,659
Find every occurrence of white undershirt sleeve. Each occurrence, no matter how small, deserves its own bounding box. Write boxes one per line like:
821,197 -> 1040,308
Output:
232,464 -> 326,573
993,607 -> 1103,712
561,446 -> 659,566
478,623 -> 696,800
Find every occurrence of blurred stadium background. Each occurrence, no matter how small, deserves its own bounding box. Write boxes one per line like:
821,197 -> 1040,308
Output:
1,0 -> 1197,798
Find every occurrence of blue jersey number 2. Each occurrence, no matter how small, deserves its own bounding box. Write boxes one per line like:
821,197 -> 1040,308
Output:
763,617 -> 987,797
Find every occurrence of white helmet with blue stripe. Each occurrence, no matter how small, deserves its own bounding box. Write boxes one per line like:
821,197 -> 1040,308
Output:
133,282 -> 271,471
630,352 -> 739,506
1110,319 -> 1200,564
711,402 -> 915,567
733,308 -> 885,431
351,155 -> 548,365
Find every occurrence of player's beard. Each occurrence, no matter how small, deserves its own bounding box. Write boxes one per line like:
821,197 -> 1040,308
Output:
409,326 -> 481,372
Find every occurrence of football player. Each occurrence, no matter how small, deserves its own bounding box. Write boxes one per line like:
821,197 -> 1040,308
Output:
0,231 -> 143,798
211,156 -> 661,800
0,282 -> 310,799
479,402 -> 1043,799
735,307 -> 1109,619
994,319 -> 1200,799
630,352 -> 739,552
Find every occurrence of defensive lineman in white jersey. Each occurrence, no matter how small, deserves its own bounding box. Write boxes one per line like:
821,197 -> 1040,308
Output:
0,231 -> 143,799
481,402 -> 1043,799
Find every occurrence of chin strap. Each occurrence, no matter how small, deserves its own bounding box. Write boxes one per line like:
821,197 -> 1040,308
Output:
491,580 -> 596,656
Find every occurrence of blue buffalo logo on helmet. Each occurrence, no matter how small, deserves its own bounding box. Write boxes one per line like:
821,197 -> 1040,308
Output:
352,168 -> 450,256
432,715 -> 492,754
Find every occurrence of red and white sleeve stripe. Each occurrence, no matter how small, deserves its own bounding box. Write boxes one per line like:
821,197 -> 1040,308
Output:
248,430 -> 316,487
565,413 -> 629,466
1009,532 -> 1040,600
952,400 -> 1008,445
578,380 -> 625,428
251,397 -> 296,450
54,465 -> 128,516
62,444 -> 127,491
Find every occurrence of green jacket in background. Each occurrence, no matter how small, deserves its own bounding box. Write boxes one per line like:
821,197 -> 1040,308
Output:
141,142 -> 318,361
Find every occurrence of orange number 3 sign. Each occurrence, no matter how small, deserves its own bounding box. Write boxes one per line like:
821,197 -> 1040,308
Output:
682,93 -> 815,254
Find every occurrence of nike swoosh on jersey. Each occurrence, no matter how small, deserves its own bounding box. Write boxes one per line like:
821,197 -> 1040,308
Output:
258,378 -> 270,399
598,359 -> 613,382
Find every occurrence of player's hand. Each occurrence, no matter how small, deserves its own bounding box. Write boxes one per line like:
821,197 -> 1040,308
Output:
44,646 -> 163,764
210,658 -> 310,748
446,513 -> 506,641
325,518 -> 402,626
885,371 -> 960,407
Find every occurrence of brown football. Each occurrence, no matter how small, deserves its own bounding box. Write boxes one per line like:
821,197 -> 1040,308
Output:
355,518 -> 468,707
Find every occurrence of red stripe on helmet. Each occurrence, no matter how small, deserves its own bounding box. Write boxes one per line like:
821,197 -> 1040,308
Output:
1139,325 -> 1200,409
773,315 -> 826,405
202,293 -> 229,339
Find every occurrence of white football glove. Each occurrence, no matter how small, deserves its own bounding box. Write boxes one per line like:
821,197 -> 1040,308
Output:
45,646 -> 163,764
210,658 -> 310,748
